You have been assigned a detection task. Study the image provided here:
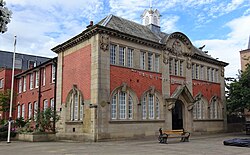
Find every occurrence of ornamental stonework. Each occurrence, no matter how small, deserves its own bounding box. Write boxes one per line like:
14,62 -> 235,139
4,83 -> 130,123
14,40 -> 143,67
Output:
100,34 -> 109,52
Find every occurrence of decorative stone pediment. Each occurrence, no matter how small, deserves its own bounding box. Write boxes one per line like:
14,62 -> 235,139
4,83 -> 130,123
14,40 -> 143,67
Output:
164,32 -> 194,57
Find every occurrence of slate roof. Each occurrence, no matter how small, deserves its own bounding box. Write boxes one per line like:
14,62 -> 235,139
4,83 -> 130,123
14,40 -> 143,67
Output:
97,15 -> 226,64
98,14 -> 168,43
53,14 -> 228,66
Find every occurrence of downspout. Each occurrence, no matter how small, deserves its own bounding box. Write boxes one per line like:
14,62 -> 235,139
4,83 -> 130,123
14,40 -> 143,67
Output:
53,58 -> 57,133
37,67 -> 42,129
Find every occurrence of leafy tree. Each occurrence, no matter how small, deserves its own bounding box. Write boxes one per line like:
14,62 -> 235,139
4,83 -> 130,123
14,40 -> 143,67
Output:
0,0 -> 12,33
35,108 -> 59,133
226,64 -> 250,115
0,89 -> 11,119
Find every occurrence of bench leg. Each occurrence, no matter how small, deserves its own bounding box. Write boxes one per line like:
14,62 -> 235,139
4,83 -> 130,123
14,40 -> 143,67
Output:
163,137 -> 167,144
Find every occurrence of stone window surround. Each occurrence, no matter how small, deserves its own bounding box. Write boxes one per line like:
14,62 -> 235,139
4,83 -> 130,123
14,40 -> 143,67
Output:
110,85 -> 163,121
169,57 -> 185,77
193,95 -> 223,120
109,42 -> 161,73
192,63 -> 219,83
65,85 -> 84,122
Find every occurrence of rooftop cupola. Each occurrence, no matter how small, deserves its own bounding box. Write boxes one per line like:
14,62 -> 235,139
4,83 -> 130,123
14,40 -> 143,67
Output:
141,7 -> 161,34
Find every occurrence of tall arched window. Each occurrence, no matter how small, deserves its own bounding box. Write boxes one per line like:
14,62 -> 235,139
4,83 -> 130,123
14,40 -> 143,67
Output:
141,91 -> 160,120
210,97 -> 220,119
193,99 -> 205,119
66,86 -> 84,121
110,87 -> 135,120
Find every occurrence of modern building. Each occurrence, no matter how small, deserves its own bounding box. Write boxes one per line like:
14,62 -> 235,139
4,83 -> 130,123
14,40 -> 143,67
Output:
15,58 -> 57,121
52,8 -> 228,141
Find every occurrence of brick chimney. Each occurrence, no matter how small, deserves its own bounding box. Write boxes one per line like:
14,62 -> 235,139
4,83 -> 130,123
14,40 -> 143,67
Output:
86,21 -> 93,28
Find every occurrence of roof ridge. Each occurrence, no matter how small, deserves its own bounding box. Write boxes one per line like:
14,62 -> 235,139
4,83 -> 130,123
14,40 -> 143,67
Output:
101,14 -> 113,26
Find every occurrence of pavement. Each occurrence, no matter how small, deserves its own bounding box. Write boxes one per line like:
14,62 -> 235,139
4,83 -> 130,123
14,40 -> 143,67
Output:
0,132 -> 250,155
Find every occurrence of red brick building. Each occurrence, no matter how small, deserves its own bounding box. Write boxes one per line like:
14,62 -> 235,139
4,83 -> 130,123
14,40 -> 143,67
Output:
0,68 -> 22,120
0,51 -> 50,120
14,58 -> 56,120
52,8 -> 228,141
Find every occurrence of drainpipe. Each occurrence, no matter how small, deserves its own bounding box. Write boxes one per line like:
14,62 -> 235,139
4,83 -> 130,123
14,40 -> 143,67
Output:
37,67 -> 42,129
53,58 -> 57,133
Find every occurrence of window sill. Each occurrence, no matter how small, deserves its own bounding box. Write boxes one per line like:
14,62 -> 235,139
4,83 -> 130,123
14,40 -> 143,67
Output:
109,119 -> 165,124
193,119 -> 223,122
65,121 -> 83,125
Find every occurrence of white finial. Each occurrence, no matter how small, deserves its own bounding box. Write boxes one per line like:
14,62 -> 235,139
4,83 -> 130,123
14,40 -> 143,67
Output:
150,0 -> 152,8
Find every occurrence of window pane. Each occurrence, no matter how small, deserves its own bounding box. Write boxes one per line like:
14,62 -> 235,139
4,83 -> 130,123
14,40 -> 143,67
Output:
43,100 -> 48,111
155,54 -> 159,72
127,48 -> 133,67
156,98 -> 159,119
148,53 -> 153,71
142,97 -> 146,119
50,98 -> 54,109
35,71 -> 39,88
28,103 -> 32,119
180,61 -> 183,76
111,94 -> 117,119
22,104 -> 25,118
148,94 -> 154,119
18,78 -> 22,93
119,47 -> 125,66
34,101 -> 38,119
174,60 -> 178,75
23,76 -> 26,91
128,95 -> 133,119
17,104 -> 20,118
169,59 -> 173,75
119,92 -> 126,119
30,73 -> 33,89
74,94 -> 78,120
140,52 -> 145,70
110,44 -> 116,64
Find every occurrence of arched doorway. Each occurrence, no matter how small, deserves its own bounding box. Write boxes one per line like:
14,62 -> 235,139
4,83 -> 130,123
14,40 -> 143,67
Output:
172,100 -> 183,130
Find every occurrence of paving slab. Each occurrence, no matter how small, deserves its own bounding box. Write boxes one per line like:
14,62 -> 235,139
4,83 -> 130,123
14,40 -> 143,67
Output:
0,132 -> 249,155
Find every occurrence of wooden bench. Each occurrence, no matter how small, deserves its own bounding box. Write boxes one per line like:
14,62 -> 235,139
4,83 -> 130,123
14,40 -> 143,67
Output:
158,128 -> 190,144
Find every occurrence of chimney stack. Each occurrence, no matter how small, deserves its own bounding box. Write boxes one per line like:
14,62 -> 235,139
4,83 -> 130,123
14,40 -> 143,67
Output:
86,21 -> 93,28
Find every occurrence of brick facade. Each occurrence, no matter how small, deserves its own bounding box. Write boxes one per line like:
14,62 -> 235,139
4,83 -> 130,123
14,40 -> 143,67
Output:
15,58 -> 56,120
52,14 -> 228,141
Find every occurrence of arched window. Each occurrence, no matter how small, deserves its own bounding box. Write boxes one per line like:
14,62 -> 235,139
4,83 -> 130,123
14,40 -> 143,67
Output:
110,87 -> 135,120
193,99 -> 205,119
66,86 -> 84,121
210,97 -> 220,119
141,91 -> 160,120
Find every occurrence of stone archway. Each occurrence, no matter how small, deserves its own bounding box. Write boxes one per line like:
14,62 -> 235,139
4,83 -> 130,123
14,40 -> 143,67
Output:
166,85 -> 195,131
172,100 -> 183,130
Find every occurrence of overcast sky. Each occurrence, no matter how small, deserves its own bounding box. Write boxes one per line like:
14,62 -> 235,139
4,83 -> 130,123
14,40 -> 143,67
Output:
1,0 -> 250,77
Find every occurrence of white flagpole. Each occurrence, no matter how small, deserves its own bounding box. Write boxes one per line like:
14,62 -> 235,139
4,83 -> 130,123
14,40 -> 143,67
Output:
7,35 -> 16,143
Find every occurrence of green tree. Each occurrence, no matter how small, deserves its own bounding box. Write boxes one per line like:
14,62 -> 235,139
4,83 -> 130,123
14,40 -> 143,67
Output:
226,64 -> 250,115
35,108 -> 59,133
0,89 -> 11,119
0,0 -> 12,33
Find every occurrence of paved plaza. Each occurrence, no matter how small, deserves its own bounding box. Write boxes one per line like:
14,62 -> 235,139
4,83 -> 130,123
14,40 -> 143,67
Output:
0,132 -> 249,155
